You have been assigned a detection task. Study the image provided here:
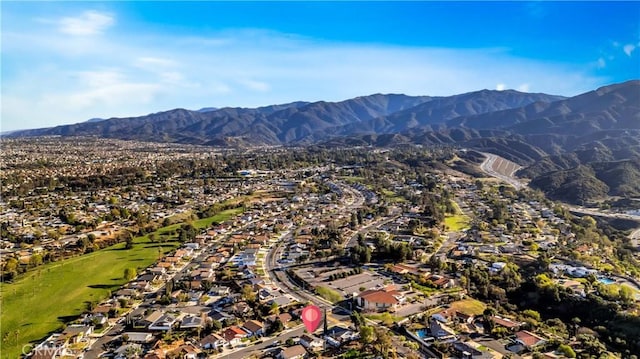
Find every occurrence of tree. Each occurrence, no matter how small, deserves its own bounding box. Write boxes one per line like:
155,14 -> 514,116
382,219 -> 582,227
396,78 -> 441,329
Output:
359,326 -> 375,349
2,258 -> 19,280
124,268 -> 136,281
29,253 -> 43,267
482,308 -> 496,333
578,334 -> 606,356
285,338 -> 295,346
351,310 -> 365,328
557,344 -> 576,358
268,318 -> 284,335
619,285 -> 634,304
269,302 -> 280,315
211,319 -> 222,331
522,309 -> 541,322
241,284 -> 257,303
373,327 -> 392,358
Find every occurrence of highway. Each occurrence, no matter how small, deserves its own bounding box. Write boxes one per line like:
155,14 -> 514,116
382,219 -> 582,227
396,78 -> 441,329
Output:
478,152 -> 524,190
479,152 -> 640,248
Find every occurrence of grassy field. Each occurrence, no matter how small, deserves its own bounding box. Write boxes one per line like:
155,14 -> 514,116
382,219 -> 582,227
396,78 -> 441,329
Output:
449,298 -> 487,316
444,214 -> 471,231
192,207 -> 244,228
364,312 -> 403,325
315,286 -> 343,304
380,189 -> 407,203
0,208 -> 242,359
444,201 -> 470,231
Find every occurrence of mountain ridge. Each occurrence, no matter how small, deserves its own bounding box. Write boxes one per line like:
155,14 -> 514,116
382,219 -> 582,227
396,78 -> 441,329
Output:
7,80 -> 640,203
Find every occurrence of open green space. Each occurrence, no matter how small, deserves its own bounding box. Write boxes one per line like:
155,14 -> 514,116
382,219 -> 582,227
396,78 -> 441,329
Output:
364,312 -> 404,324
315,286 -> 343,304
380,189 -> 407,203
192,207 -> 244,228
444,201 -> 470,231
339,176 -> 365,184
444,214 -> 470,231
0,208 -> 242,359
448,298 -> 487,316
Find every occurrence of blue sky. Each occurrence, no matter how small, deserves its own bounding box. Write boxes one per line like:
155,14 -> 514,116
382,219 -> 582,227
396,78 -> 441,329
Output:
2,1 -> 639,131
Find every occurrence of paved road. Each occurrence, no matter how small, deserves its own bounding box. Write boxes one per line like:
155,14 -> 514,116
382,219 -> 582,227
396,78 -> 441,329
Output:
216,325 -> 306,359
83,216 -> 268,359
478,152 -> 524,190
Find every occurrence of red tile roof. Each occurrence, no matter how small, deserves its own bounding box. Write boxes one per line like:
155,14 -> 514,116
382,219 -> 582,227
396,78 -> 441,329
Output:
360,289 -> 400,304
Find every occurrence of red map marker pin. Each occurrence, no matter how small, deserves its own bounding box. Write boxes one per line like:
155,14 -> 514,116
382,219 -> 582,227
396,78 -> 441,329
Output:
301,305 -> 322,332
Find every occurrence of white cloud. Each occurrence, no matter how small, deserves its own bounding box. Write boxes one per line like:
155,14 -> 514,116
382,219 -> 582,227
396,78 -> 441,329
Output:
517,83 -> 530,92
597,57 -> 607,69
623,44 -> 636,57
1,20 -> 608,131
239,79 -> 270,92
59,10 -> 114,36
135,57 -> 177,68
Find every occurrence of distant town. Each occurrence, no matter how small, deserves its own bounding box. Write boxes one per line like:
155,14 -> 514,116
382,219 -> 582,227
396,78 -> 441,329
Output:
1,137 -> 639,359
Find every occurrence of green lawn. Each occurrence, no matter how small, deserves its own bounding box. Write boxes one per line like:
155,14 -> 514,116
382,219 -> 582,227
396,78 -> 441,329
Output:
449,298 -> 487,316
315,286 -> 343,304
364,312 -> 403,325
0,208 -> 243,359
192,207 -> 244,229
444,214 -> 470,231
444,201 -> 470,231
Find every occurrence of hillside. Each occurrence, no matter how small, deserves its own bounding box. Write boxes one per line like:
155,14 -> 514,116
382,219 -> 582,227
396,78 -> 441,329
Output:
7,80 -> 640,203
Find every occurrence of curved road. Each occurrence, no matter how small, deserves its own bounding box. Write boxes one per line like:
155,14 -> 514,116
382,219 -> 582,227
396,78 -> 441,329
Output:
478,152 -> 524,190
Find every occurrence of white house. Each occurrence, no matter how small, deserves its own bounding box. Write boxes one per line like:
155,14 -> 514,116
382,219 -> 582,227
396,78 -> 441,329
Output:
149,313 -> 179,331
299,334 -> 323,352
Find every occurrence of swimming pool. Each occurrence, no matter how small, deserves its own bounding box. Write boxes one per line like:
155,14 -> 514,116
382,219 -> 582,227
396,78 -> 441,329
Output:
598,277 -> 615,285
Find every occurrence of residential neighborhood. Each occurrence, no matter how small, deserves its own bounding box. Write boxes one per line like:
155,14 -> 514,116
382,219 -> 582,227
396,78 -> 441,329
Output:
1,138 -> 639,359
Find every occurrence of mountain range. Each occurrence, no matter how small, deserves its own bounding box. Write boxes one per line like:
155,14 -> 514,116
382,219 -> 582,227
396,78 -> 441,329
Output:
7,80 -> 640,203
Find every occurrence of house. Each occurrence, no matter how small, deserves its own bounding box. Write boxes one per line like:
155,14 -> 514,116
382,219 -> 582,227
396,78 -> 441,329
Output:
223,326 -> 248,346
143,352 -> 164,359
431,275 -> 455,289
242,320 -> 264,337
82,312 -> 108,326
356,287 -> 404,312
278,344 -> 307,359
174,344 -> 202,359
149,312 -> 179,331
324,326 -> 359,347
230,301 -> 253,316
451,341 -> 494,359
515,330 -> 547,349
266,313 -> 293,329
299,334 -> 324,352
114,343 -> 143,359
268,295 -> 293,307
209,309 -> 233,322
122,332 -> 155,344
209,285 -> 231,296
200,333 -> 227,350
60,325 -> 93,344
429,319 -> 456,340
180,315 -> 204,329
492,316 -> 523,332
